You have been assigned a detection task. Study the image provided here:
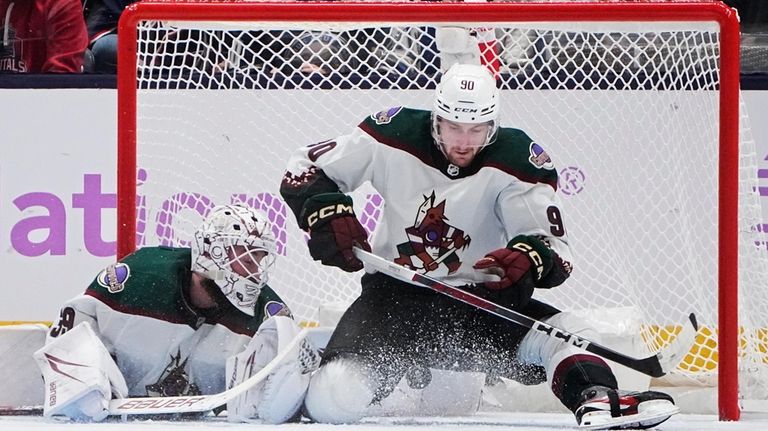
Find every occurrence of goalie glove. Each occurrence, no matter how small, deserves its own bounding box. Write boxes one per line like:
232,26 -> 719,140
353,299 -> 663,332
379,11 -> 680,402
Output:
299,192 -> 371,272
227,316 -> 319,424
471,235 -> 554,309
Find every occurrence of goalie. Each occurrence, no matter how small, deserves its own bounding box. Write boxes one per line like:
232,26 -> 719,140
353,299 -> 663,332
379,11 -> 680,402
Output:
280,63 -> 679,429
34,204 -> 312,423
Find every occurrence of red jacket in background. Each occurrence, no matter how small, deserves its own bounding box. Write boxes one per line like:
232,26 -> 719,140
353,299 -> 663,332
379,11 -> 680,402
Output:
1,0 -> 88,73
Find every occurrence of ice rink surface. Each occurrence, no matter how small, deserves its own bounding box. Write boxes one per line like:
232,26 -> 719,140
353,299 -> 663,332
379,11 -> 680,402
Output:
3,412 -> 768,431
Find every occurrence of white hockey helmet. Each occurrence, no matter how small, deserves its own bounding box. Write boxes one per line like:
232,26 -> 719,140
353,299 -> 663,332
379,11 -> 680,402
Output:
191,204 -> 277,316
432,63 -> 500,150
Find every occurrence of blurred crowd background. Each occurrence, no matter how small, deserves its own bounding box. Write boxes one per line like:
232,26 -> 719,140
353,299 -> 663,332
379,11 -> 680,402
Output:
0,0 -> 766,76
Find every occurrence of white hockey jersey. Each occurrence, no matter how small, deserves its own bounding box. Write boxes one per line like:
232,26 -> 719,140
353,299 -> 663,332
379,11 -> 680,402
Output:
281,107 -> 573,288
46,246 -> 291,397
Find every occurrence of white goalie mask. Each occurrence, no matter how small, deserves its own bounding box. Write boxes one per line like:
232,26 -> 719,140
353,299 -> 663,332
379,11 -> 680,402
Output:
191,204 -> 277,316
431,63 -> 500,151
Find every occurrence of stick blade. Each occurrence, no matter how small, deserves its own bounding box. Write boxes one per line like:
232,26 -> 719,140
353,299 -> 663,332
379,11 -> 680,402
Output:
656,313 -> 698,375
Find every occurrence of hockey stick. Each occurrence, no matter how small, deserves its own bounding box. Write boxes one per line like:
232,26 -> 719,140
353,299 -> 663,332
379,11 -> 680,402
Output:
105,327 -> 312,416
353,247 -> 697,378
0,406 -> 43,416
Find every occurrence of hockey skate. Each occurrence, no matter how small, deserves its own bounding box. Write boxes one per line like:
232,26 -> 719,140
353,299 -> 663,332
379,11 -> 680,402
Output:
575,386 -> 679,430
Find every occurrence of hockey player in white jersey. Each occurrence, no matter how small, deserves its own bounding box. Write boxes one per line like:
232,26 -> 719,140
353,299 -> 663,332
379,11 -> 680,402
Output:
34,204 -> 311,423
280,63 -> 679,429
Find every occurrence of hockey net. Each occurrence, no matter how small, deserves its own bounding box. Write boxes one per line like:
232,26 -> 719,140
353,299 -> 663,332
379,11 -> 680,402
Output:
116,0 -> 768,418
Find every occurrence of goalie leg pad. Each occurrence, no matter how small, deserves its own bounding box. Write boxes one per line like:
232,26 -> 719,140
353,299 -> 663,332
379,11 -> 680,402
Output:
304,356 -> 375,424
256,357 -> 309,424
33,322 -> 128,421
373,368 -> 483,417
227,316 -> 312,424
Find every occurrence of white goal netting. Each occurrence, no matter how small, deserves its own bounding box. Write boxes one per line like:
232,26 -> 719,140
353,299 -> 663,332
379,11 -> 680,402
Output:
118,0 -> 768,414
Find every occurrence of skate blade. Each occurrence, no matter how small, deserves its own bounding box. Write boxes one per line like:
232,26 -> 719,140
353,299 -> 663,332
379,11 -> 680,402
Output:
578,401 -> 679,430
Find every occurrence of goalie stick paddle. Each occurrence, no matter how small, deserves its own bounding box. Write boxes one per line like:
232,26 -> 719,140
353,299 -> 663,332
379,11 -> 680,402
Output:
353,247 -> 697,378
105,327 -> 311,416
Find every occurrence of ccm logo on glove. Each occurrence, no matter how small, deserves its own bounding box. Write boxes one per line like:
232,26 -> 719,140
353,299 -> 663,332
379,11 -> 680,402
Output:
474,236 -> 552,288
300,193 -> 371,272
509,241 -> 545,280
305,202 -> 354,228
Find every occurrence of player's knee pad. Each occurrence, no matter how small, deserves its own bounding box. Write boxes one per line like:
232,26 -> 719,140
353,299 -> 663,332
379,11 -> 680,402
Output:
304,356 -> 374,424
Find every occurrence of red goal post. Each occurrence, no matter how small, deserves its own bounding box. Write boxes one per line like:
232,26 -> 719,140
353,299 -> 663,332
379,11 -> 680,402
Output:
116,0 -> 750,421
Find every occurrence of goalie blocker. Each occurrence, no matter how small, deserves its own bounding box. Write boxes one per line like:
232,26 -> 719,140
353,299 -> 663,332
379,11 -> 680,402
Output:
33,322 -> 128,421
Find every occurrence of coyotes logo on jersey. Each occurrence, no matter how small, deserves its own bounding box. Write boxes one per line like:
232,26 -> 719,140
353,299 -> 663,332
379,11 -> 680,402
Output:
394,191 -> 471,274
145,350 -> 201,397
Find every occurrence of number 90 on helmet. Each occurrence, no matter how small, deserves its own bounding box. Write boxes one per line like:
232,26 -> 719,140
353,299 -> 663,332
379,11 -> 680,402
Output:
191,204 -> 277,316
431,63 -> 500,149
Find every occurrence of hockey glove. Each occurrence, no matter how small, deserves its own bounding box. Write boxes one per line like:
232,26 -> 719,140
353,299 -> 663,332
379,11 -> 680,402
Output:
300,192 -> 371,272
472,235 -> 554,309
